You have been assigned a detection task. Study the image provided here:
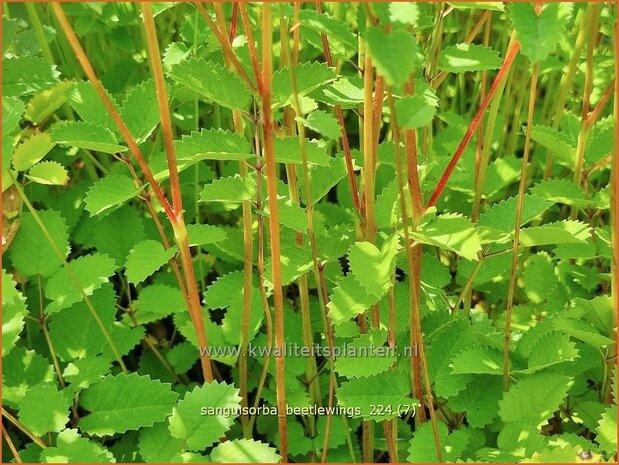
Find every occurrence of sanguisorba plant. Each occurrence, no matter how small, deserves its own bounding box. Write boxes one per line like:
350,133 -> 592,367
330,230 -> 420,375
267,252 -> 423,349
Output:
2,2 -> 617,463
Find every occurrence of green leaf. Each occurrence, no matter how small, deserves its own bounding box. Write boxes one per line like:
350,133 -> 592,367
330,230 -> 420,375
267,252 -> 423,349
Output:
365,28 -> 419,86
44,253 -> 118,314
84,174 -> 139,216
80,373 -> 179,436
328,275 -> 378,326
395,93 -> 438,129
169,58 -> 252,111
26,160 -> 69,185
1,269 -> 27,356
295,10 -> 357,59
25,81 -> 73,125
168,381 -> 242,451
94,205 -> 146,265
407,421 -> 469,463
125,240 -> 178,285
307,155 -> 348,204
499,372 -> 571,427
120,79 -> 160,144
477,194 -> 553,234
12,132 -> 55,171
411,213 -> 482,260
530,125 -> 575,165
200,175 -> 256,202
510,3 -> 573,63
438,43 -> 502,72
8,209 -> 70,278
49,285 -> 117,361
274,137 -> 330,166
272,62 -> 337,108
450,375 -> 503,428
175,128 -> 254,162
530,178 -> 592,208
66,81 -> 117,130
451,345 -> 505,375
300,110 -> 341,139
2,56 -> 60,97
517,331 -> 579,374
334,329 -> 396,378
448,2 -> 504,11
186,224 -> 227,246
211,439 -> 281,463
389,3 -> 420,24
337,370 -> 412,420
348,235 -> 399,298
2,347 -> 54,408
18,384 -> 70,436
139,422 -> 184,463
51,121 -> 127,154
519,220 -> 590,247
63,356 -> 112,396
261,197 -> 308,233
41,429 -> 115,463
596,405 -> 617,455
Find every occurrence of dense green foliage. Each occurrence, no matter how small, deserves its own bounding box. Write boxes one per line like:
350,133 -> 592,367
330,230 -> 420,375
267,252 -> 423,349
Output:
2,2 -> 617,463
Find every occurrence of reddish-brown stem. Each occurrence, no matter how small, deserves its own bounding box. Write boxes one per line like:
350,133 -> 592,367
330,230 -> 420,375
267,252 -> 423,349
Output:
426,40 -> 520,210
261,6 -> 288,460
51,3 -> 174,220
239,3 -> 263,94
585,81 -> 615,130
142,3 -> 213,383
315,3 -> 362,216
229,3 -> 239,42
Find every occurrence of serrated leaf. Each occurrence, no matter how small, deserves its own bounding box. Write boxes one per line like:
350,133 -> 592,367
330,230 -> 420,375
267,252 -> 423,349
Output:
120,79 -> 160,144
94,205 -> 146,265
169,381 -> 242,451
51,121 -> 127,154
18,384 -> 70,436
586,116 -> 614,165
499,372 -> 571,427
273,137 -> 330,166
530,125 -> 575,165
25,81 -> 73,125
516,331 -> 578,374
300,110 -> 340,139
80,373 -> 179,435
49,285 -> 117,361
307,154 -> 348,204
596,405 -> 617,455
26,160 -> 69,185
389,3 -> 420,24
451,345 -> 505,375
477,194 -> 553,234
348,235 -> 399,298
407,421 -> 469,463
365,28 -> 419,86
175,128 -> 254,162
41,429 -> 115,463
439,43 -> 502,72
412,213 -> 481,260
125,240 -> 178,285
84,174 -> 139,216
448,2 -> 504,11
200,175 -> 256,202
2,347 -> 54,408
136,284 -> 186,324
261,197 -> 308,233
66,81 -> 117,129
63,356 -> 112,396
296,10 -> 356,59
139,422 -> 184,463
519,220 -> 590,247
210,438 -> 281,463
530,178 -> 592,208
328,274 -> 379,326
8,209 -> 70,278
337,370 -> 412,420
396,93 -> 438,129
334,329 -> 396,378
450,375 -> 503,428
45,253 -> 118,314
1,269 -> 27,356
12,132 -> 56,171
510,2 -> 572,63
186,223 -> 227,246
2,56 -> 60,97
169,58 -> 252,111
272,62 -> 337,108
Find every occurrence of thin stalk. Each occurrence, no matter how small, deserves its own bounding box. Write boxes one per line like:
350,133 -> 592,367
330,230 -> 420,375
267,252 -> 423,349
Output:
51,3 -> 175,221
386,89 -> 442,461
2,425 -> 22,463
426,39 -> 520,210
9,171 -> 127,372
25,3 -> 54,64
2,409 -> 47,449
261,6 -> 288,460
504,63 -> 539,392
142,3 -> 213,383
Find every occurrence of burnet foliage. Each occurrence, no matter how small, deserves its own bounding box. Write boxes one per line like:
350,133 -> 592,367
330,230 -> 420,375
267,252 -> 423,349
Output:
2,2 -> 617,463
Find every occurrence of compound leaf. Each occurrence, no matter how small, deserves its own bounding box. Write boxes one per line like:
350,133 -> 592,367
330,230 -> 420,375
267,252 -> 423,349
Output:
439,43 -> 502,72
125,240 -> 178,285
84,174 -> 139,216
200,175 -> 256,202
51,121 -> 127,154
411,213 -> 481,260
19,384 -> 71,436
12,132 -> 55,171
175,128 -> 254,162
